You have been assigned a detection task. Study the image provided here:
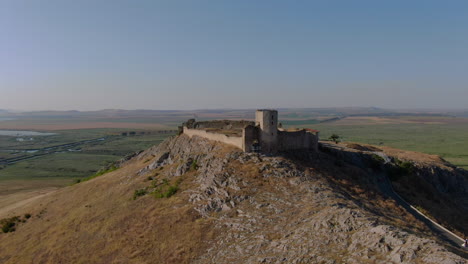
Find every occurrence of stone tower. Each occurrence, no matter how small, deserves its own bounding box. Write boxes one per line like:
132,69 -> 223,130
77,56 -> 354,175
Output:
256,109 -> 278,153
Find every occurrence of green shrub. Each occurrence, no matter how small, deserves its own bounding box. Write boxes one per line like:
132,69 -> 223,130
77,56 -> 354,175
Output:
1,216 -> 20,233
150,180 -> 158,188
133,188 -> 148,200
151,178 -> 181,199
2,222 -> 15,233
399,161 -> 414,174
370,154 -> 385,170
190,160 -> 199,171
164,185 -> 179,197
388,158 -> 415,181
24,213 -> 31,219
75,164 -> 118,184
372,154 -> 385,164
93,165 -> 118,178
153,185 -> 179,198
329,134 -> 341,144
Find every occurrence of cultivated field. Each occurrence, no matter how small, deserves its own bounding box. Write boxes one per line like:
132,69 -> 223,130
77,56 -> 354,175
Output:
0,118 -> 174,131
306,116 -> 468,170
0,126 -> 174,208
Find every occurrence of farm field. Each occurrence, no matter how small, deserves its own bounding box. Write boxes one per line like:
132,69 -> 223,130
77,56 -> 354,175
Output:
0,117 -> 176,131
304,116 -> 468,170
0,127 -> 174,207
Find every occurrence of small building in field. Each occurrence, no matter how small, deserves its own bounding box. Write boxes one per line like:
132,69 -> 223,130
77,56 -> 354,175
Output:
181,109 -> 319,154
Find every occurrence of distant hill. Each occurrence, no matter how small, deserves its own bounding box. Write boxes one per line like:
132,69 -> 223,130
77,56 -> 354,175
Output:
7,107 -> 464,119
451,110 -> 468,118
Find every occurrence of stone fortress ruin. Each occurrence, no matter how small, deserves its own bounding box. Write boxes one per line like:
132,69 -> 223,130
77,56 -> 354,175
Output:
181,109 -> 319,154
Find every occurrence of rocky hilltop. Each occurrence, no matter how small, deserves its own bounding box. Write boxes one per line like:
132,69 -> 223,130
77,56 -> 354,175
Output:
0,135 -> 466,263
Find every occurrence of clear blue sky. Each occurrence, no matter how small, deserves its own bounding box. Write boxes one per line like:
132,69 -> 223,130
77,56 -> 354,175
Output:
1,0 -> 467,110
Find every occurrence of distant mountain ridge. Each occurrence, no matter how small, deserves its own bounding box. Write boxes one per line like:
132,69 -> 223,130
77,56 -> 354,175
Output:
3,107 -> 467,119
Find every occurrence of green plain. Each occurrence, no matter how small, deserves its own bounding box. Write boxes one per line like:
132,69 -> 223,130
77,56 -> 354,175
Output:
305,122 -> 468,170
0,129 -> 172,185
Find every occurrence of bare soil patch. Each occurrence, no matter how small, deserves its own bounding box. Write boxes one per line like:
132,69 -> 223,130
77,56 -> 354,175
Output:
0,180 -> 66,217
0,188 -> 58,218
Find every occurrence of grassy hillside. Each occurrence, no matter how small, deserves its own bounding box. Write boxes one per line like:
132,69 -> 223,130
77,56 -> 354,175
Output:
0,160 -> 214,263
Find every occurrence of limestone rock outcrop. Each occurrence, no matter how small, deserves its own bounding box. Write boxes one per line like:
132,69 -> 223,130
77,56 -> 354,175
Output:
135,135 -> 467,263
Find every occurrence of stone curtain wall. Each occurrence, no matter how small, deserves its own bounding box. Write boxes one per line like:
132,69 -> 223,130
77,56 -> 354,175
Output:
184,126 -> 319,153
193,120 -> 255,130
278,130 -> 319,151
183,127 -> 244,150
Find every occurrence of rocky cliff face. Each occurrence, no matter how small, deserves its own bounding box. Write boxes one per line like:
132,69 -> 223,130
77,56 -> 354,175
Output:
391,158 -> 468,238
320,141 -> 468,238
0,135 -> 466,264
135,135 -> 467,263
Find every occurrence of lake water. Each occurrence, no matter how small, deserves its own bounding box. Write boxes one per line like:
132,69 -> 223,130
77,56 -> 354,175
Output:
0,118 -> 15,121
0,130 -> 57,136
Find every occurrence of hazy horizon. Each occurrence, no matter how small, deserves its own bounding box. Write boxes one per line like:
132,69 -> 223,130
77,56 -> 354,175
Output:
2,1 -> 468,111
2,106 -> 468,114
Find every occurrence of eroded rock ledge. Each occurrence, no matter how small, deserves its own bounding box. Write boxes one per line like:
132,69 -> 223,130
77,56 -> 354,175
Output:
135,135 -> 467,264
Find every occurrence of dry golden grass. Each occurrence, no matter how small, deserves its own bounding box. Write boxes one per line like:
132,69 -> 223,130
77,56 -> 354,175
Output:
345,143 -> 382,152
335,141 -> 448,166
0,159 -> 215,264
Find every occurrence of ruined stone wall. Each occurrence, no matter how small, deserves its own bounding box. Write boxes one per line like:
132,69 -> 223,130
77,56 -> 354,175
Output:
183,127 -> 244,150
192,120 -> 254,130
242,125 -> 260,152
278,130 -> 319,151
182,111 -> 319,153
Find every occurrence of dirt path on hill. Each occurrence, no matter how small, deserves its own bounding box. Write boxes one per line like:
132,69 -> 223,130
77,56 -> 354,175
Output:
0,188 -> 58,217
